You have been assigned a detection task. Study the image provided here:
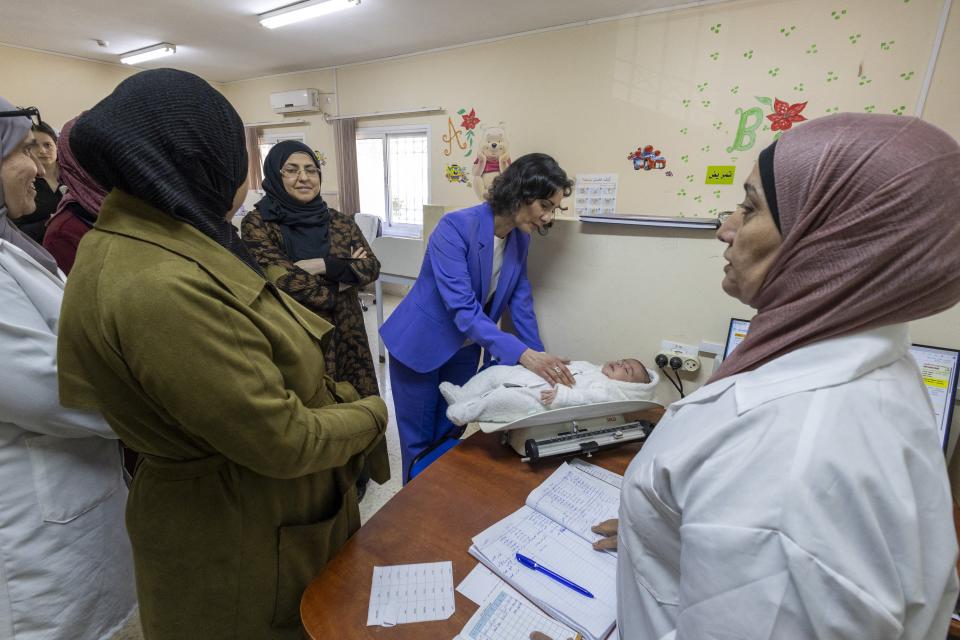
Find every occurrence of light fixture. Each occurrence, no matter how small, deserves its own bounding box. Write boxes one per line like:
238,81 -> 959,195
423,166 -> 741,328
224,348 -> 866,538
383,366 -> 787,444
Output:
120,43 -> 177,65
259,0 -> 360,29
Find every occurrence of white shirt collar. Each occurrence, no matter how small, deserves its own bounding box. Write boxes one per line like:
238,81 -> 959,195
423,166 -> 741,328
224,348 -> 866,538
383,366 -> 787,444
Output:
668,324 -> 910,416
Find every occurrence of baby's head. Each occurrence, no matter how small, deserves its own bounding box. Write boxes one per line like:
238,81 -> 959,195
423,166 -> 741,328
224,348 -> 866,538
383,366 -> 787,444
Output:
601,358 -> 650,383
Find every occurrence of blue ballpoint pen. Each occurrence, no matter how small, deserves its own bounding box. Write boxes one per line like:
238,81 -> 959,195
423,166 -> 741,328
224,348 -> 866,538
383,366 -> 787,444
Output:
515,553 -> 594,598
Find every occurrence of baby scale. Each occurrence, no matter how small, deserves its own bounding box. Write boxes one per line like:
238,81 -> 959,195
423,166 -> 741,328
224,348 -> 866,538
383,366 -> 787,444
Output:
476,400 -> 662,462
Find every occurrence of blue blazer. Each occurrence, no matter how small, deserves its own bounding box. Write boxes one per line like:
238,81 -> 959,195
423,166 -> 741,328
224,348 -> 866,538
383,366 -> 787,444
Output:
380,202 -> 544,373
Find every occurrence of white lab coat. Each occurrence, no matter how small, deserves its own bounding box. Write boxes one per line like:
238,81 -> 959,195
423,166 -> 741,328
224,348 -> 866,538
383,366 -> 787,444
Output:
0,239 -> 136,639
618,324 -> 958,640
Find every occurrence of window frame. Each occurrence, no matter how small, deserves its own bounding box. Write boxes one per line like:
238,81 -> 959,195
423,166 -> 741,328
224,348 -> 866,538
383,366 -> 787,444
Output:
356,124 -> 431,238
258,130 -> 308,181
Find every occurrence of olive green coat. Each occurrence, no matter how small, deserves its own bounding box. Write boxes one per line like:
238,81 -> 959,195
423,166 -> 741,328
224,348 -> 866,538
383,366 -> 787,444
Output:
57,191 -> 389,639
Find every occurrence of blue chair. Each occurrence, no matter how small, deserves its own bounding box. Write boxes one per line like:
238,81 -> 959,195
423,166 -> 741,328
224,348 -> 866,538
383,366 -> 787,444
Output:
405,427 -> 463,483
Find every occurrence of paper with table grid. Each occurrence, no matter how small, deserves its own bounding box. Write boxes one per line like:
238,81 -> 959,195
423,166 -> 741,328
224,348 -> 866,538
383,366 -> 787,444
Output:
365,561 -> 455,626
455,587 -> 580,640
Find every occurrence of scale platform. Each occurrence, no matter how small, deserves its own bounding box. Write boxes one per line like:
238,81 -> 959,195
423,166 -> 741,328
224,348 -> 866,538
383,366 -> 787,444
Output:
477,400 -> 662,462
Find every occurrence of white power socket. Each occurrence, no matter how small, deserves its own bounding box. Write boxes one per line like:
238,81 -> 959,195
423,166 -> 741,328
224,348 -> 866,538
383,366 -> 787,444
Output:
657,340 -> 701,373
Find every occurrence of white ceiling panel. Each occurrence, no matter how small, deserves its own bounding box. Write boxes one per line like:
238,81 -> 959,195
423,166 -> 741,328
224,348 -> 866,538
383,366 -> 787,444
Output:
0,0 -> 710,82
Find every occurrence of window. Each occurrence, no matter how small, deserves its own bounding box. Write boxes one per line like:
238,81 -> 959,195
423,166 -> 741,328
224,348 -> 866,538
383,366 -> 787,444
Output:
356,127 -> 429,237
259,131 -> 307,180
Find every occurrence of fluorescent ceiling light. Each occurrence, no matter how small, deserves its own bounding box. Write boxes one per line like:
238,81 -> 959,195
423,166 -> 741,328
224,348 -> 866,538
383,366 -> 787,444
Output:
259,0 -> 360,29
120,43 -> 177,65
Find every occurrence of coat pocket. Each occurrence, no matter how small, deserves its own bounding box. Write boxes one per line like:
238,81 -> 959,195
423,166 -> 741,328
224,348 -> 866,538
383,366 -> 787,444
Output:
271,493 -> 356,628
25,435 -> 123,524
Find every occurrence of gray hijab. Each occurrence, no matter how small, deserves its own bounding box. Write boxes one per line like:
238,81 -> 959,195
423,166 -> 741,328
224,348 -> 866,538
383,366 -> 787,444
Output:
0,95 -> 59,275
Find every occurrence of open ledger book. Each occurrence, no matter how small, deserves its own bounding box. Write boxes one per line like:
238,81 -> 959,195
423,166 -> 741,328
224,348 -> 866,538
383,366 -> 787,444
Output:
468,461 -> 623,640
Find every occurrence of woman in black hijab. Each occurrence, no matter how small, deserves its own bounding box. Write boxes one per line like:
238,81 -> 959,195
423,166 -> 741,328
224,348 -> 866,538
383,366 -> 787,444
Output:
57,68 -> 388,640
242,141 -> 383,401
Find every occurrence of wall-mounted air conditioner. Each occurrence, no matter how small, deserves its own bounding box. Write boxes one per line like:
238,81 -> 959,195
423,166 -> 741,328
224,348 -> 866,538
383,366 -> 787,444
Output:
270,88 -> 323,114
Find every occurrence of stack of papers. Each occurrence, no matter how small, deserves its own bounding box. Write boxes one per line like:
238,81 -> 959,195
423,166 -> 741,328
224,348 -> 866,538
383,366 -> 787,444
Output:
467,462 -> 623,640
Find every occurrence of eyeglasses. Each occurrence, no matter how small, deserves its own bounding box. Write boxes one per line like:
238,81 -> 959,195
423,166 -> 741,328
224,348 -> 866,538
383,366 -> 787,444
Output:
717,210 -> 736,225
542,199 -> 566,217
0,106 -> 43,128
281,166 -> 320,179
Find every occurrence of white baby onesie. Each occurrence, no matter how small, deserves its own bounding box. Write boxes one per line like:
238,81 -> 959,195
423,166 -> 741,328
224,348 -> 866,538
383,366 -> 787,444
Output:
440,361 -> 659,425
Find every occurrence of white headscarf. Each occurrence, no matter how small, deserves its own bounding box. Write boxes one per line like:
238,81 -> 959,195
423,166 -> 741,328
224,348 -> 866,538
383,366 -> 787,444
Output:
0,95 -> 59,274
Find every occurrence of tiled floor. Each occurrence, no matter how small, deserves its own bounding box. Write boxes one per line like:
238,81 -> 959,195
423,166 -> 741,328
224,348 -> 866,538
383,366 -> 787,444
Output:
357,292 -> 406,524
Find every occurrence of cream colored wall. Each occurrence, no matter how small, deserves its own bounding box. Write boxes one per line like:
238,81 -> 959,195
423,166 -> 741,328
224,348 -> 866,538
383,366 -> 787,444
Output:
220,70 -> 340,201
222,0 -> 959,406
334,0 -> 942,217
0,44 -> 139,129
923,0 -> 959,141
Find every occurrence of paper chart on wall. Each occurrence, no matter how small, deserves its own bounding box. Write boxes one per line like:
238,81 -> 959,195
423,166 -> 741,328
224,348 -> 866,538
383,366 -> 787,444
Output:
575,174 -> 618,217
366,561 -> 455,626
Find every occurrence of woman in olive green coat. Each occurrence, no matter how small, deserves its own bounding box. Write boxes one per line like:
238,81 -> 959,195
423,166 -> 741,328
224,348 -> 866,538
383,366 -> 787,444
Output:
56,69 -> 388,639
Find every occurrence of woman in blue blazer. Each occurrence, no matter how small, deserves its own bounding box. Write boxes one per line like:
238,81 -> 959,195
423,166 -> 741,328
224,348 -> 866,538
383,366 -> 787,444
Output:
381,153 -> 575,480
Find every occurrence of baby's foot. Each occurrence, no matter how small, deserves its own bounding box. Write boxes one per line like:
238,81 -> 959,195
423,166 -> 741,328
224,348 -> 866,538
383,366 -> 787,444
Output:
439,381 -> 461,405
446,402 -> 477,426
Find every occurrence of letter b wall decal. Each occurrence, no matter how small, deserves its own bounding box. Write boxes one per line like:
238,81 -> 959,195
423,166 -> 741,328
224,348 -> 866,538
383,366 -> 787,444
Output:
726,106 -> 764,152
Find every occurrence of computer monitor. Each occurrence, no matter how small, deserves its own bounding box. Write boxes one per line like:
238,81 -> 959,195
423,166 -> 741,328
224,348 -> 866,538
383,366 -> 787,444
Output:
722,317 -> 959,452
723,318 -> 752,359
908,344 -> 959,452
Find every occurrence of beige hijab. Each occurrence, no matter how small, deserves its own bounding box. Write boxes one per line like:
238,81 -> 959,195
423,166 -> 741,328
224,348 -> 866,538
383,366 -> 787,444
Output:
713,114 -> 960,380
0,95 -> 59,275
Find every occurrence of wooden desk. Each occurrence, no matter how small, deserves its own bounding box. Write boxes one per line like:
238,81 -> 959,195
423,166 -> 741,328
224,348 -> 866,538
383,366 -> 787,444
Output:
300,432 -> 642,639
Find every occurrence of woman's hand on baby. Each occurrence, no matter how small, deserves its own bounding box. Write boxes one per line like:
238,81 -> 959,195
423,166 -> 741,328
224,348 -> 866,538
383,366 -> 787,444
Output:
350,246 -> 368,259
592,519 -> 618,551
519,349 -> 575,386
295,258 -> 327,275
540,388 -> 558,404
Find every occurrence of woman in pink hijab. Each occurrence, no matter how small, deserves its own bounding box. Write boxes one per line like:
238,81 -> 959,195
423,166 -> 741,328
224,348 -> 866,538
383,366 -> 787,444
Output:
593,114 -> 960,640
43,116 -> 107,273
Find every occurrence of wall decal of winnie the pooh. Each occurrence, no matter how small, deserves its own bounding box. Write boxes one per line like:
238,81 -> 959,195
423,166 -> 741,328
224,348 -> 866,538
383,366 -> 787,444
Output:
472,125 -> 512,199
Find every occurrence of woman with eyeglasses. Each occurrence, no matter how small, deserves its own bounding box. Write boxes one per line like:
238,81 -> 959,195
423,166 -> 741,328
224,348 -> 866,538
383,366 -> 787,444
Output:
13,121 -> 62,243
381,152 -> 575,481
0,97 -> 136,638
242,141 -> 389,494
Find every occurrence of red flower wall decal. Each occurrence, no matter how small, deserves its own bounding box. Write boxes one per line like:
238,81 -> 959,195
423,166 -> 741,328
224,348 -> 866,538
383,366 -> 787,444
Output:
460,109 -> 480,131
766,99 -> 808,131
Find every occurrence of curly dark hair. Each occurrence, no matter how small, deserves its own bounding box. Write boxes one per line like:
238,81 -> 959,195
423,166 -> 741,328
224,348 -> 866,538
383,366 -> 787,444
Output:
485,153 -> 574,216
31,120 -> 58,143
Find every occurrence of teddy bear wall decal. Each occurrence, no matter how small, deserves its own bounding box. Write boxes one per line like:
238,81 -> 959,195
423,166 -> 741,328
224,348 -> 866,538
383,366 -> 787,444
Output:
472,125 -> 512,199
628,145 -> 667,171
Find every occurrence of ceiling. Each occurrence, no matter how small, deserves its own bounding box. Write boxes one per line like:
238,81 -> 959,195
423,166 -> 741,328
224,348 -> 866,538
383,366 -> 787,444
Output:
0,0 -> 705,83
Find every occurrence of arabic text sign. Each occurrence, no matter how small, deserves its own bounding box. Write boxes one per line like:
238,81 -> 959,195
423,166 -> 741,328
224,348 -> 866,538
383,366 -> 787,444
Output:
705,165 -> 736,185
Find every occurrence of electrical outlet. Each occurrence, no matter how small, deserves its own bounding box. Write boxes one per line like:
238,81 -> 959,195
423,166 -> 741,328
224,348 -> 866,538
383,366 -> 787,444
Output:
658,340 -> 701,373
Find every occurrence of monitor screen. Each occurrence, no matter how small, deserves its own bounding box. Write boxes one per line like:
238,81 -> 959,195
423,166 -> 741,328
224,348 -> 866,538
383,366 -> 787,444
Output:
908,344 -> 960,452
723,318 -> 752,359
721,319 -> 958,452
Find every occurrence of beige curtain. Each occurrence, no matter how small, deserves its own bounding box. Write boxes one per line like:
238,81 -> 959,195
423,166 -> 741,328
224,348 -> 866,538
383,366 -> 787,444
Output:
245,126 -> 263,191
333,117 -> 360,216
